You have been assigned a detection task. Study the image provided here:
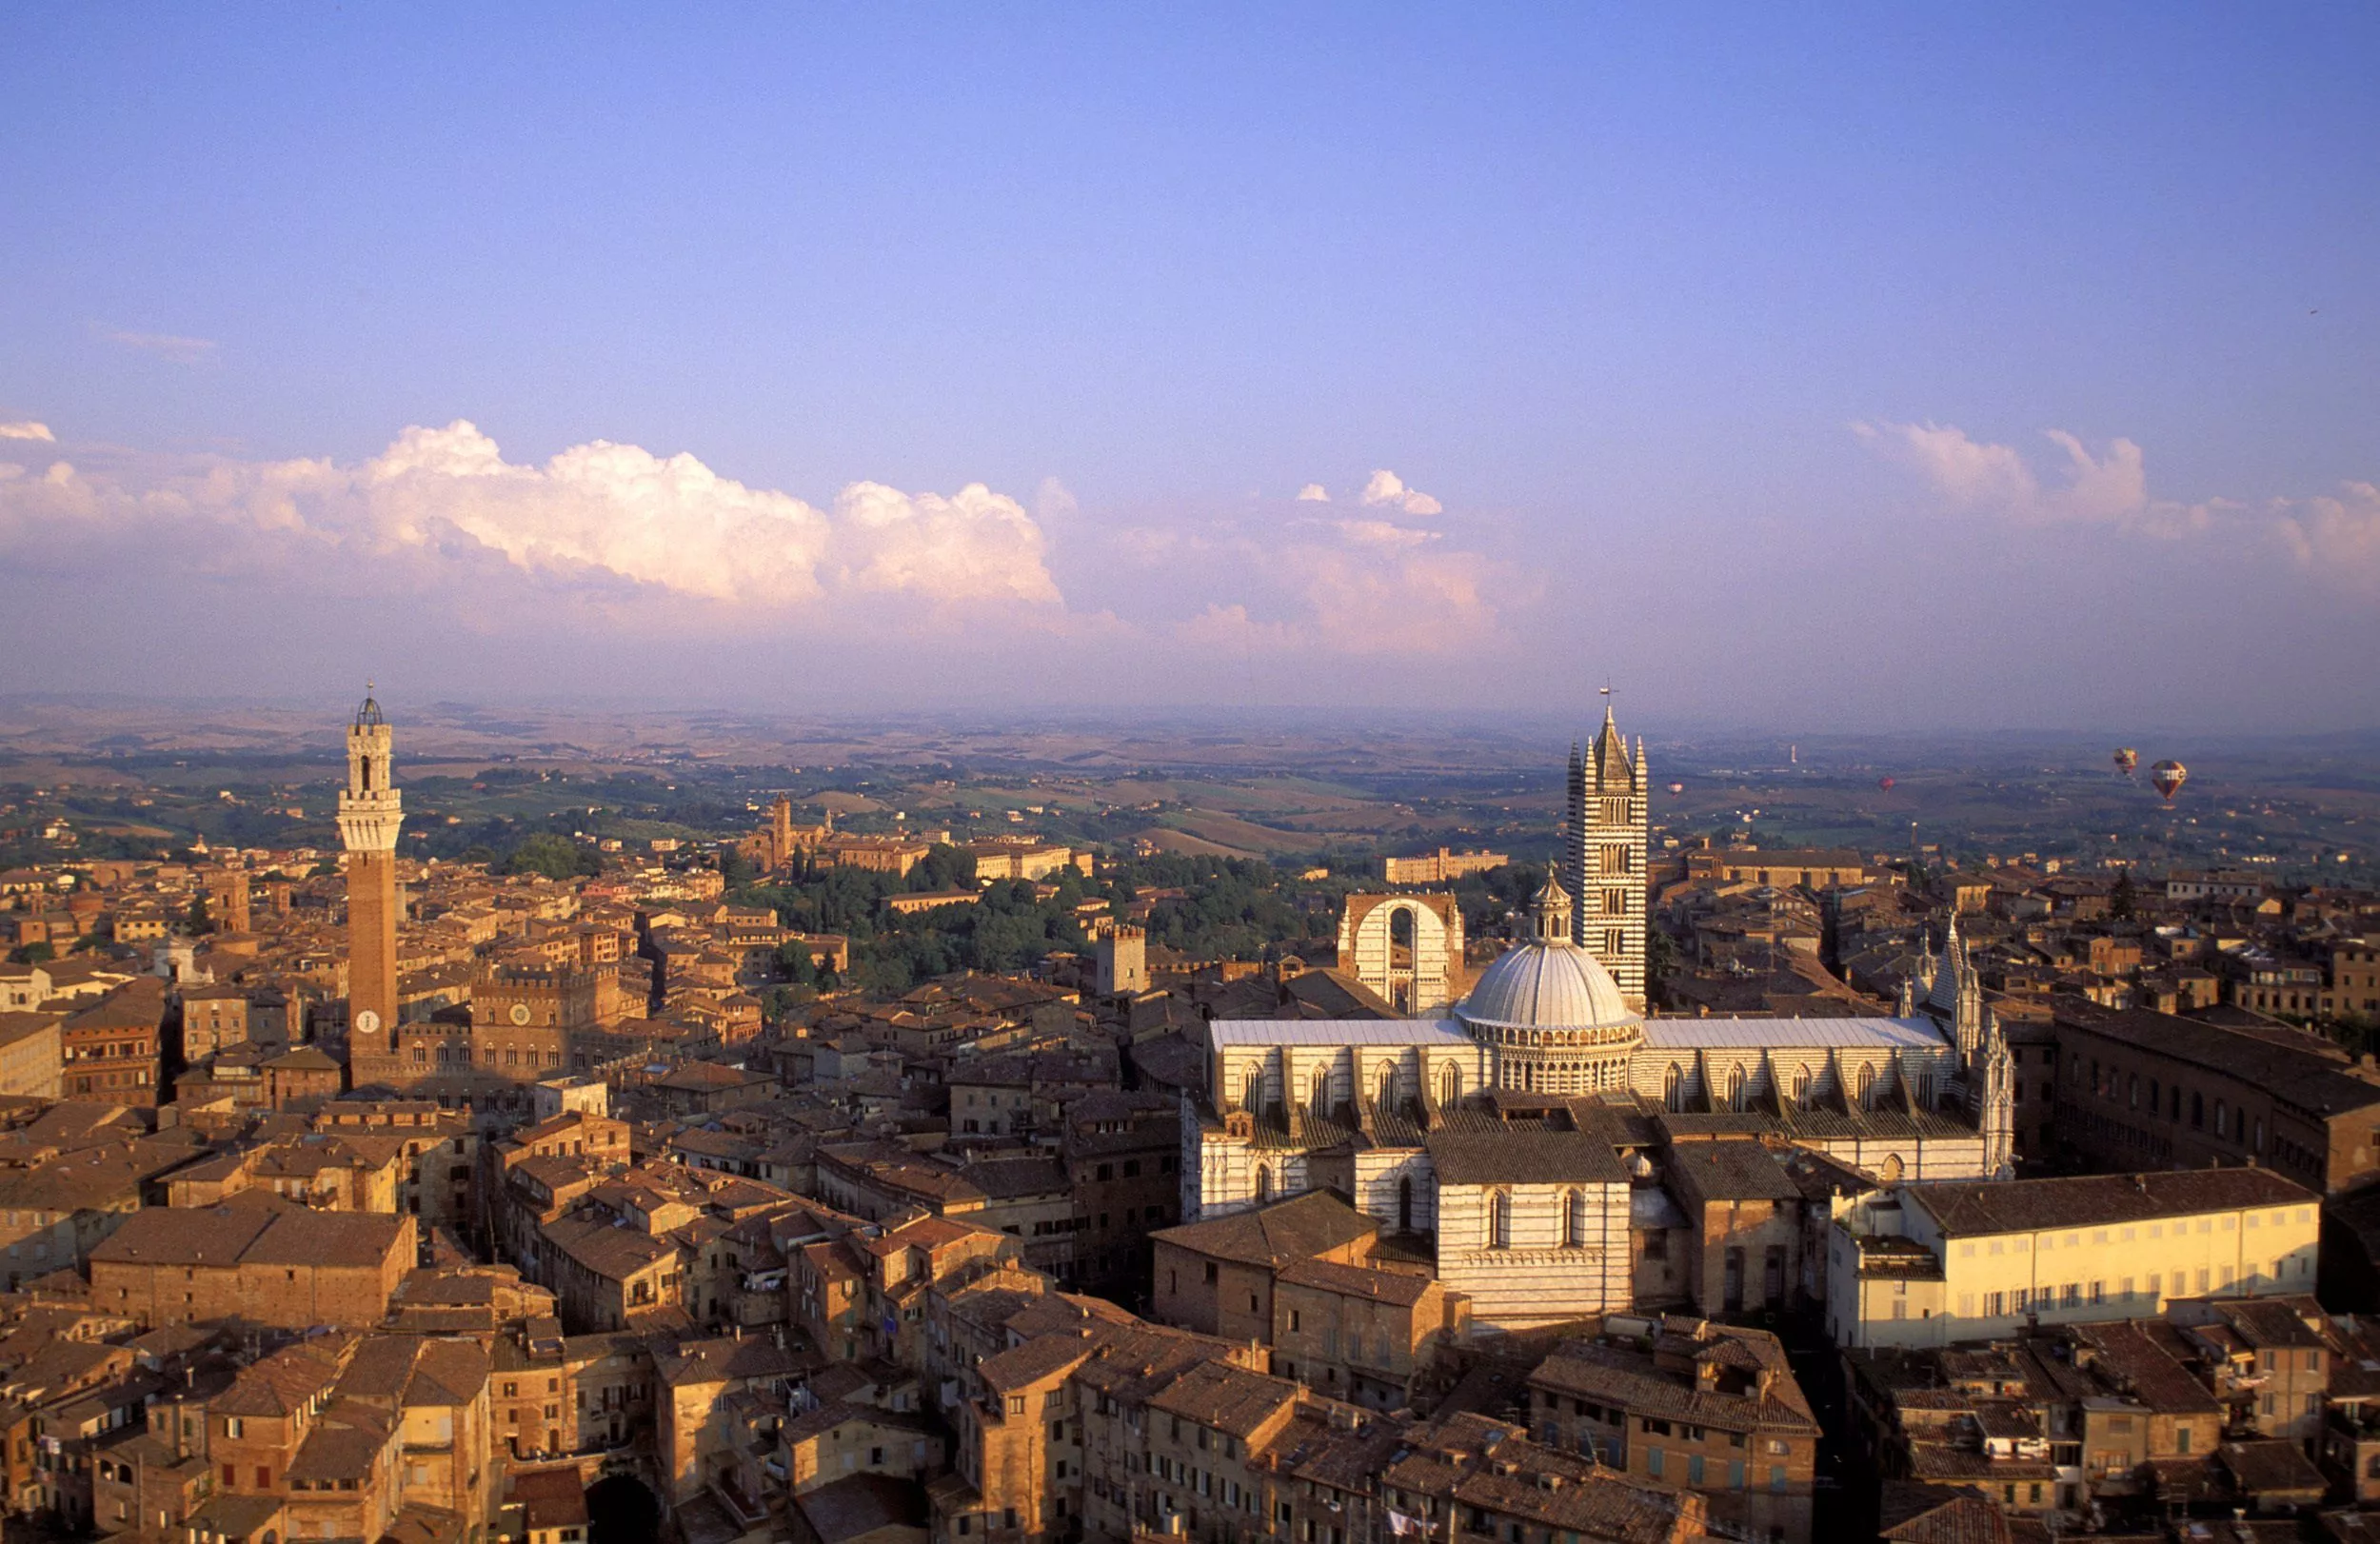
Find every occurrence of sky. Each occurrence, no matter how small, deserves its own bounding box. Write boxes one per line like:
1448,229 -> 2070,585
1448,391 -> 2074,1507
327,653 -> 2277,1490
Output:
2,5 -> 2375,732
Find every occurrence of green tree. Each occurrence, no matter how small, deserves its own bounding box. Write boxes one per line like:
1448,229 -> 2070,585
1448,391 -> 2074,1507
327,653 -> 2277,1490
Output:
185,893 -> 213,935
2111,870 -> 2137,920
502,833 -> 600,881
8,942 -> 53,966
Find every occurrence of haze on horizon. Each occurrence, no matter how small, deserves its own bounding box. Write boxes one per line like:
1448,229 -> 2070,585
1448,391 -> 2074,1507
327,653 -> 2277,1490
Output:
2,6 -> 2374,733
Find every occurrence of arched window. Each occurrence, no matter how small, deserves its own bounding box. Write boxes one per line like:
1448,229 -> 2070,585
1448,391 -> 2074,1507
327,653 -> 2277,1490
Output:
1377,1065 -> 1397,1109
1398,1176 -> 1414,1233
2214,1099 -> 2228,1138
1440,1063 -> 1462,1109
1255,1165 -> 1272,1204
2192,1091 -> 2205,1129
2171,1085 -> 2182,1119
1242,1071 -> 1262,1114
1728,1067 -> 1746,1110
1489,1190 -> 1512,1250
1564,1190 -> 1588,1248
2149,1078 -> 2160,1115
1664,1064 -> 1683,1112
1880,1153 -> 1904,1182
1857,1064 -> 1876,1107
2128,1075 -> 2139,1110
1793,1066 -> 1811,1105
1918,1074 -> 1936,1110
1310,1070 -> 1329,1117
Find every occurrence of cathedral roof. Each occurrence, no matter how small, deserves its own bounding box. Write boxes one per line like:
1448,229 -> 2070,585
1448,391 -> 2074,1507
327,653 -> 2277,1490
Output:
1638,1016 -> 1948,1052
1458,938 -> 1638,1034
1208,1018 -> 1470,1047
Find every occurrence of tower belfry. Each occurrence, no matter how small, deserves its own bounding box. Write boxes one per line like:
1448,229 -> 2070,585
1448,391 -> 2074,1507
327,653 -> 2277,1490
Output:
1565,694 -> 1649,1010
338,684 -> 405,1086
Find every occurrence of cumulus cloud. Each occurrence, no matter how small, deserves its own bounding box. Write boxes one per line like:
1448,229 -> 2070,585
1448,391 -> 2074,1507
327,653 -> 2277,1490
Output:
0,422 -> 53,442
1295,483 -> 1331,503
1137,490 -> 1515,659
101,329 -> 217,364
2271,482 -> 2380,585
0,419 -> 1062,612
1857,420 -> 2377,590
1359,468 -> 1442,517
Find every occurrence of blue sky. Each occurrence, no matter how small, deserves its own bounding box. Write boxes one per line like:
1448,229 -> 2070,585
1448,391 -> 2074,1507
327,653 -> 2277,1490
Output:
3,6 -> 2375,728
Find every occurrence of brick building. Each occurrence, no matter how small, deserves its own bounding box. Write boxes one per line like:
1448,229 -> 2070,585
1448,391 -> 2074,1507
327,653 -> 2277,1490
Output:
88,1206 -> 416,1328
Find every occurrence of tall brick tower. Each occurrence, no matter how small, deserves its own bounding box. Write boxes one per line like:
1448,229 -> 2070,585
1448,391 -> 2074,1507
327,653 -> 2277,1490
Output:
338,686 -> 406,1086
1564,698 -> 1650,1011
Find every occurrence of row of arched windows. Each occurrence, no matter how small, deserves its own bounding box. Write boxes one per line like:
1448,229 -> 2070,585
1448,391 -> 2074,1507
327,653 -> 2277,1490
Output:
1484,1189 -> 1596,1250
1659,1059 -> 1912,1113
1237,1059 -> 1466,1116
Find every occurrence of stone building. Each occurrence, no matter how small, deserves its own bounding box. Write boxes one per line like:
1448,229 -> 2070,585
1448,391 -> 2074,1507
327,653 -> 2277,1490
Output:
88,1206 -> 417,1329
2049,997 -> 2380,1196
1337,892 -> 1465,1016
1094,925 -> 1147,997
1189,803 -> 2016,1330
61,979 -> 164,1106
1827,1168 -> 2322,1350
1526,1316 -> 1821,1544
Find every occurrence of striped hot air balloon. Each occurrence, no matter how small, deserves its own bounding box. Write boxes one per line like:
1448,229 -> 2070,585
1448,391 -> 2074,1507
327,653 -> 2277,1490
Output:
2151,760 -> 2188,802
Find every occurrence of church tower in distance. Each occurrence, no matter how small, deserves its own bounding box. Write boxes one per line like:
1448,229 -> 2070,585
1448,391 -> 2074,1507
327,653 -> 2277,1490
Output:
1565,701 -> 1649,1011
338,686 -> 405,1086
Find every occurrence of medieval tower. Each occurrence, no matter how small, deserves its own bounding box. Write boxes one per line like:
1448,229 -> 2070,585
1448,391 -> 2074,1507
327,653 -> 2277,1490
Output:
338,687 -> 406,1087
1565,702 -> 1649,1011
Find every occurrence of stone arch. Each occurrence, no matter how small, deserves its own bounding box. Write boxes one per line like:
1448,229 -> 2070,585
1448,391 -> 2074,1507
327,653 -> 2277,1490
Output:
1377,1061 -> 1397,1109
1793,1064 -> 1811,1105
1256,1164 -> 1273,1204
1880,1153 -> 1904,1183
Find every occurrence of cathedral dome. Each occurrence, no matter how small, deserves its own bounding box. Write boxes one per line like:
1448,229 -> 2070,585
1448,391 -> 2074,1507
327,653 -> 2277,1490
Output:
1458,938 -> 1639,1033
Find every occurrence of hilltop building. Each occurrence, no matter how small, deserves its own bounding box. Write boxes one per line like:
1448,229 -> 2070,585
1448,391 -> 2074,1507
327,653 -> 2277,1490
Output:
1186,725 -> 2017,1330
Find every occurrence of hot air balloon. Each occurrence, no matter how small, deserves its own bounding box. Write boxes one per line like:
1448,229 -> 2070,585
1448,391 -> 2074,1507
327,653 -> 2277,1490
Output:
1877,776 -> 1896,792
2113,747 -> 2138,776
2151,760 -> 2188,802
1666,782 -> 1684,796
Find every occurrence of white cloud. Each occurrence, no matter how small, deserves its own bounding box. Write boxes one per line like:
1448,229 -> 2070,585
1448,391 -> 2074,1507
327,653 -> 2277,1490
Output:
2271,482 -> 2380,588
0,420 -> 1062,611
101,329 -> 218,364
1151,501 -> 1513,659
1295,483 -> 1331,503
1856,419 -> 2378,591
1359,468 -> 1442,516
0,422 -> 53,442
831,481 -> 1060,604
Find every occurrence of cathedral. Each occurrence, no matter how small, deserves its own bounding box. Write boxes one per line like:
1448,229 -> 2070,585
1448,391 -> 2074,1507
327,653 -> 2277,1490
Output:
1181,705 -> 2015,1330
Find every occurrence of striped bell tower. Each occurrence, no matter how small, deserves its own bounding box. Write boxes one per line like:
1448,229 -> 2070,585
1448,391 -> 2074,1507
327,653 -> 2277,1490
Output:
1565,695 -> 1649,1011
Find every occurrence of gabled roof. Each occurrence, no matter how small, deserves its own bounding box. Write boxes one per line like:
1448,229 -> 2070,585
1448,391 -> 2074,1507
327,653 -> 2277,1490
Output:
1150,1190 -> 1378,1269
